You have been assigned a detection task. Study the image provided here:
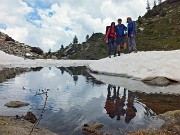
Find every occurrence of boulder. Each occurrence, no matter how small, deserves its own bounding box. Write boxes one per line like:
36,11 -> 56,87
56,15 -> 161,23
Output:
5,36 -> 15,42
167,0 -> 180,4
143,77 -> 172,86
82,122 -> 111,135
5,101 -> 30,108
30,47 -> 43,55
159,110 -> 180,134
24,111 -> 37,124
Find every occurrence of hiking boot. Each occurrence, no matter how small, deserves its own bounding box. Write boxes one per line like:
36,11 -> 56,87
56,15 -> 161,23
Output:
109,55 -> 111,58
118,51 -> 121,56
124,50 -> 128,54
134,50 -> 138,53
114,54 -> 116,57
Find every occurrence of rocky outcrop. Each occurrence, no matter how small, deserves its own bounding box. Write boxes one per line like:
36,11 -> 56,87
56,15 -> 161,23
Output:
5,101 -> 30,108
159,110 -> 180,134
0,31 -> 44,59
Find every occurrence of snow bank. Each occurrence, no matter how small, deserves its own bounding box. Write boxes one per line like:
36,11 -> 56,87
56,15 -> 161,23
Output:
89,50 -> 180,82
0,51 -> 95,69
91,73 -> 180,94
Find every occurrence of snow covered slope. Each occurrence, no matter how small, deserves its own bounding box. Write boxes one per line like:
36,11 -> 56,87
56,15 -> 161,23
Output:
89,50 -> 180,82
0,50 -> 94,69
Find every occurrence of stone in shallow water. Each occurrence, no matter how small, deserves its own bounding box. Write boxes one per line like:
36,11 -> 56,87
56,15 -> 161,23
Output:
143,77 -> 172,86
24,111 -> 37,124
4,101 -> 30,108
82,122 -> 111,135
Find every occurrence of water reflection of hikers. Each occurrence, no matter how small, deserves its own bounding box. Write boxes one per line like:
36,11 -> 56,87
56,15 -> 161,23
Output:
105,84 -> 115,118
115,87 -> 126,121
105,85 -> 127,121
125,91 -> 137,124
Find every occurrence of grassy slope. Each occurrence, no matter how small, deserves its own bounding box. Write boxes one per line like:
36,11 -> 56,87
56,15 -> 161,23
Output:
137,1 -> 180,51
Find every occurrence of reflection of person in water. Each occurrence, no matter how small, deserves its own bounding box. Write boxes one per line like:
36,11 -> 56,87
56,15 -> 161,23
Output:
125,91 -> 137,124
104,84 -> 115,118
105,85 -> 127,120
115,87 -> 126,121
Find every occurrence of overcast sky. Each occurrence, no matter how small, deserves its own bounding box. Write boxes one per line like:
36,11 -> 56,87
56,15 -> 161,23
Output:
0,0 -> 164,52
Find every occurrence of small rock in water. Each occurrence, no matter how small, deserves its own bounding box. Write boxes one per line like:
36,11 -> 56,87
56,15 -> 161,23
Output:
82,122 -> 111,135
5,101 -> 30,108
143,76 -> 172,86
24,111 -> 37,124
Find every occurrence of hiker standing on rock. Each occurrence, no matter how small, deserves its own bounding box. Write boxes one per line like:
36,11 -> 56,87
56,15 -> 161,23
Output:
116,19 -> 128,56
127,17 -> 137,53
106,22 -> 117,58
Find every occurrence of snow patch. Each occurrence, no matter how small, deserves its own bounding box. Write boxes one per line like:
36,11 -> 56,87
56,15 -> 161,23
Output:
89,50 -> 180,82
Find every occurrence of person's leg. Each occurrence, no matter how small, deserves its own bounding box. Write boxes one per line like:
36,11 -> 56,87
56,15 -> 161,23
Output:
117,45 -> 120,56
132,37 -> 137,52
128,37 -> 133,53
117,37 -> 121,56
108,38 -> 112,57
113,39 -> 117,57
123,37 -> 128,54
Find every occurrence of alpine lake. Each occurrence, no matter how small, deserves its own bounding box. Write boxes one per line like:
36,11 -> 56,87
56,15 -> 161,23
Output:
0,67 -> 180,135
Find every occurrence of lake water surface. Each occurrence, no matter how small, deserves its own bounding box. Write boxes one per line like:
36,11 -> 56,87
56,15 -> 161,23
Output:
0,67 -> 179,135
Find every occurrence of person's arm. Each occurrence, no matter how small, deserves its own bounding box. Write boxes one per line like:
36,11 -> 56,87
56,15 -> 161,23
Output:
123,24 -> 127,31
129,22 -> 134,37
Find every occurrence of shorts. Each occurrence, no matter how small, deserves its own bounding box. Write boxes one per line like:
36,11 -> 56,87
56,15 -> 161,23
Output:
116,36 -> 126,45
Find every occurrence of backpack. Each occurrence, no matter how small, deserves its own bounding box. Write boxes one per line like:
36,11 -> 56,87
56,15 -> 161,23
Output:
106,26 -> 111,35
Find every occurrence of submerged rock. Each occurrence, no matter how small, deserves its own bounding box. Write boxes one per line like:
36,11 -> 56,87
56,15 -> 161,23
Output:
24,111 -> 37,124
143,76 -> 172,86
82,122 -> 111,135
5,101 -> 30,108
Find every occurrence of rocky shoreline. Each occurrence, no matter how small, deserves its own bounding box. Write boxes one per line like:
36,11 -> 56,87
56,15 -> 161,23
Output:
0,110 -> 179,135
0,116 -> 57,135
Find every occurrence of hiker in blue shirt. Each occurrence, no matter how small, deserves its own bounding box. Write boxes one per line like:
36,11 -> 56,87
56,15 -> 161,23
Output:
127,17 -> 137,53
116,19 -> 128,56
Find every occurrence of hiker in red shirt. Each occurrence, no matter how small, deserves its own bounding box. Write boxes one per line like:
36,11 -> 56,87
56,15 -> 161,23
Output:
106,22 -> 117,58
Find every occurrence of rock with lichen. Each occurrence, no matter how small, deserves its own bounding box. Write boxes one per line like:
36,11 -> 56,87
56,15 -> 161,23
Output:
4,101 -> 30,108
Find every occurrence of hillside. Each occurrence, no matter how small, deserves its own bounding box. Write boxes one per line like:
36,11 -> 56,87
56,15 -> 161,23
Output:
53,33 -> 107,60
137,0 -> 180,51
0,31 -> 45,59
54,0 -> 180,60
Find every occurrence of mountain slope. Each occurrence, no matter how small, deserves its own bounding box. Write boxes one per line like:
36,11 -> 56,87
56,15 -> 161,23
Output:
53,33 -> 107,60
137,0 -> 180,51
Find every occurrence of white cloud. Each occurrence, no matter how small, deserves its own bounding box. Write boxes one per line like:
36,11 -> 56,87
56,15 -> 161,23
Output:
0,0 -> 165,52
